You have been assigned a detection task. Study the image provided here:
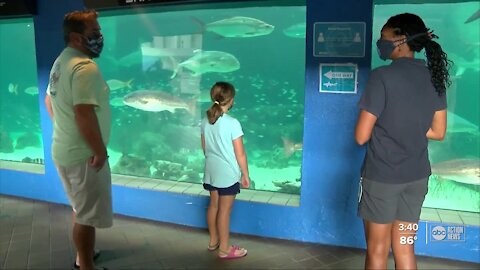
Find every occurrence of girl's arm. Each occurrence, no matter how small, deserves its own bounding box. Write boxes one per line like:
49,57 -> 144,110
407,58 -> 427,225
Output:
426,109 -> 447,141
355,110 -> 378,145
201,134 -> 206,154
233,136 -> 250,188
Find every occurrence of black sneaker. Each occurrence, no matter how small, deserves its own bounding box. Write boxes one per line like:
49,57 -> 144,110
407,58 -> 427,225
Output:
72,249 -> 101,269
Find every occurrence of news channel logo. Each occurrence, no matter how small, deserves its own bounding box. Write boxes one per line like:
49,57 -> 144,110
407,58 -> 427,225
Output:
429,223 -> 466,242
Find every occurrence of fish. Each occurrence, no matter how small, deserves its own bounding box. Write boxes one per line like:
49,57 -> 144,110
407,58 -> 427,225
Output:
107,79 -> 133,90
170,50 -> 240,79
195,16 -> 274,38
24,86 -> 38,96
283,23 -> 306,38
281,137 -> 303,158
431,159 -> 480,185
8,83 -> 18,95
123,90 -> 196,114
465,9 -> 480,24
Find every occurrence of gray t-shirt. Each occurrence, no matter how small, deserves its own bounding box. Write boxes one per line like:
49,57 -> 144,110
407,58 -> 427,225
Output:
359,57 -> 447,184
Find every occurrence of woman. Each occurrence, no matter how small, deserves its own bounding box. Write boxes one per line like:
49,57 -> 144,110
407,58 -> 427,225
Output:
355,13 -> 452,269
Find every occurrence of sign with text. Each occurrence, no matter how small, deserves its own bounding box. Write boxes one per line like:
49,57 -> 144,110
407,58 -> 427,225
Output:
319,63 -> 358,94
313,22 -> 365,57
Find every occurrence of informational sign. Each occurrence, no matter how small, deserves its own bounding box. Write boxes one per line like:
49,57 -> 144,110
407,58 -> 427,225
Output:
319,63 -> 358,94
313,22 -> 366,57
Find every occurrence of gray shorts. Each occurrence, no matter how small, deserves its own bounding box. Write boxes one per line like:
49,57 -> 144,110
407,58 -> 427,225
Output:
358,177 -> 428,224
55,160 -> 113,228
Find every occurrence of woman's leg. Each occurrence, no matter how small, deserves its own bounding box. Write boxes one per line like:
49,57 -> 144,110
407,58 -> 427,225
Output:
217,194 -> 235,252
364,220 -> 392,270
207,191 -> 219,247
391,220 -> 417,270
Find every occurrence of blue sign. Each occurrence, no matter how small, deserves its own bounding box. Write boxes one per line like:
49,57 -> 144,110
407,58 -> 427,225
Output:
427,223 -> 466,243
313,22 -> 366,57
319,63 -> 358,94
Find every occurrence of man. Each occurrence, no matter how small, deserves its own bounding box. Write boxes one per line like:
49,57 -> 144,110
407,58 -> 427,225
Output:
45,10 -> 111,270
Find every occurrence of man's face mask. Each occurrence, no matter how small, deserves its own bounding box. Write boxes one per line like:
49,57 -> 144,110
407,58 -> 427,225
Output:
83,33 -> 104,58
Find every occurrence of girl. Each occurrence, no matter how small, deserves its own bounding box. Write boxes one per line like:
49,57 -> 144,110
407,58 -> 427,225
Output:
201,81 -> 250,259
355,13 -> 451,269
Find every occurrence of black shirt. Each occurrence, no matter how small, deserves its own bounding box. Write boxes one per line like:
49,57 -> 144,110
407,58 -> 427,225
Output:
359,57 -> 447,184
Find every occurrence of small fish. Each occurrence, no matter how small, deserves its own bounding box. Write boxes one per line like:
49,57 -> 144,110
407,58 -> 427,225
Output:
465,9 -> 480,24
195,16 -> 274,38
123,90 -> 196,114
107,79 -> 133,91
431,159 -> 480,185
8,83 -> 18,95
171,50 -> 240,79
281,137 -> 303,158
283,23 -> 306,38
24,86 -> 38,96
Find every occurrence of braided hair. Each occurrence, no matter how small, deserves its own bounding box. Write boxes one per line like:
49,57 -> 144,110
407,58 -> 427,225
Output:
384,13 -> 453,96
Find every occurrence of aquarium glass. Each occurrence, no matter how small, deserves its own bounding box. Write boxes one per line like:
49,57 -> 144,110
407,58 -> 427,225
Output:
97,3 -> 306,194
373,2 -> 480,212
0,18 -> 44,167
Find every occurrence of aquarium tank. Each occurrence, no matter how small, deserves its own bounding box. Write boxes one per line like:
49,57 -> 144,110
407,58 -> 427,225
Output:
0,17 -> 44,170
373,1 -> 480,212
95,2 -> 306,194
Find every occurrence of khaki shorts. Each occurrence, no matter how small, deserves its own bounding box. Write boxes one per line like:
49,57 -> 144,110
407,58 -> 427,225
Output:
55,160 -> 113,228
358,177 -> 428,224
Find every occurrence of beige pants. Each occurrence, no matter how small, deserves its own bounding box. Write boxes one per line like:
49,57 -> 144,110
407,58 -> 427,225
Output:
55,160 -> 113,228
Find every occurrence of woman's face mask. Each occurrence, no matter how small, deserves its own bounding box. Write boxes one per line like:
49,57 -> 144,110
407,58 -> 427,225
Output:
376,32 -> 426,61
83,34 -> 104,58
376,38 -> 405,61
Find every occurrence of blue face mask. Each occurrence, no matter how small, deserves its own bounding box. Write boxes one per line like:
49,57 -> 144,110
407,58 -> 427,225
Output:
376,32 -> 427,61
83,34 -> 104,57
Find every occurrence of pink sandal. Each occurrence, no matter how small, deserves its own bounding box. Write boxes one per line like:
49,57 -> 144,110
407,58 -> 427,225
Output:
218,245 -> 247,259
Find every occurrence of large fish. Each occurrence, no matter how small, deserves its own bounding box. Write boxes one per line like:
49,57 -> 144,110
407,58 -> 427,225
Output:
170,50 -> 240,79
198,16 -> 274,38
123,90 -> 196,113
465,9 -> 480,24
448,52 -> 480,77
283,23 -> 306,38
431,159 -> 480,185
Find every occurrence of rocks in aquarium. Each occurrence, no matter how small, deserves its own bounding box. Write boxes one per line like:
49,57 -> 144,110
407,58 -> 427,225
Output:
272,180 -> 301,194
112,154 -> 151,178
15,132 -> 40,150
21,157 -> 44,164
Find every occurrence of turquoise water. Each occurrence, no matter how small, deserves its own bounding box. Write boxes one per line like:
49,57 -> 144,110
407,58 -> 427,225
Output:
96,4 -> 306,193
1,1 -> 477,204
0,18 -> 44,164
374,2 -> 480,212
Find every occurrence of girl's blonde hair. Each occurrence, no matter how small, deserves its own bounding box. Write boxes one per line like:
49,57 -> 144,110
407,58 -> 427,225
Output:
206,82 -> 236,124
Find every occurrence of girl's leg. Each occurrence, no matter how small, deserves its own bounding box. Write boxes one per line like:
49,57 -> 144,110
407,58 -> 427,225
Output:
207,191 -> 219,247
217,194 -> 235,252
391,220 -> 417,270
364,220 -> 392,270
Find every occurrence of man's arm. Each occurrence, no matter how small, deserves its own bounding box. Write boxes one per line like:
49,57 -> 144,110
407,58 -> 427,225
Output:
45,95 -> 54,120
74,104 -> 107,169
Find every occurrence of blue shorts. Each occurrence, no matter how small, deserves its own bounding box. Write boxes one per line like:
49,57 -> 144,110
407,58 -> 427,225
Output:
203,182 -> 240,196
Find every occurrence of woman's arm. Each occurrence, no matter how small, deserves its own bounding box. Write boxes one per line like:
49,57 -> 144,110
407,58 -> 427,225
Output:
426,109 -> 447,141
355,110 -> 378,145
